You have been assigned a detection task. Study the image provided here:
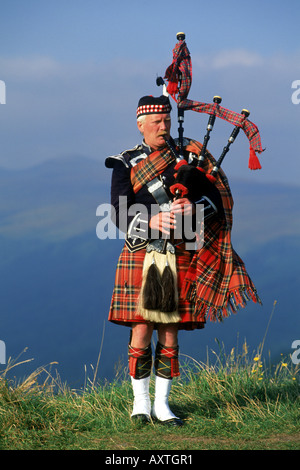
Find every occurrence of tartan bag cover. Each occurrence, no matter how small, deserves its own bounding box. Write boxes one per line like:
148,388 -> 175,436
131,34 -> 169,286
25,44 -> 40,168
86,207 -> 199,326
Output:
180,140 -> 262,322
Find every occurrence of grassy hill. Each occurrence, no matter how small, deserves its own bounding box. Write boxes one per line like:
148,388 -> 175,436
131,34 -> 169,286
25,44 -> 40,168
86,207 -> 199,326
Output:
0,340 -> 299,451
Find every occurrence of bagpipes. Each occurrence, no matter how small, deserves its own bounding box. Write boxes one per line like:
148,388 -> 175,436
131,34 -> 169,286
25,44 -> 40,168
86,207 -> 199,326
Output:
138,32 -> 264,324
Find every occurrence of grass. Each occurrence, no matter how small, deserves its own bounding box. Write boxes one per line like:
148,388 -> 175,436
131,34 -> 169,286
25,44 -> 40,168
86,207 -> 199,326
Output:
0,332 -> 299,451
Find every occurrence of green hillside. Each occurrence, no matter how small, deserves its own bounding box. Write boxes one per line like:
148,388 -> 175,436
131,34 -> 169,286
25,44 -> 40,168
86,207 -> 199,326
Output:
0,341 -> 299,451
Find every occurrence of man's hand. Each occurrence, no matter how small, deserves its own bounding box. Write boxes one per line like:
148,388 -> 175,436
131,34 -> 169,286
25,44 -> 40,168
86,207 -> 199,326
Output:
170,198 -> 195,216
149,198 -> 195,236
149,211 -> 176,236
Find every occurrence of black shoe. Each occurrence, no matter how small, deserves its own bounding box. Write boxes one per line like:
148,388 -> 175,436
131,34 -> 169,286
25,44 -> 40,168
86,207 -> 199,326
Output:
160,417 -> 183,427
131,414 -> 151,424
151,415 -> 183,426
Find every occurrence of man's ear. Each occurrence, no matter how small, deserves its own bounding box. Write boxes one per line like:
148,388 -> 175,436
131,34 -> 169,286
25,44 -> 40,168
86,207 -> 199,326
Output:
137,119 -> 144,134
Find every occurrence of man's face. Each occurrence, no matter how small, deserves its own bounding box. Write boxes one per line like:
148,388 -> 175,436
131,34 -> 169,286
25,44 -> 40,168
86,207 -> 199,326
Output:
137,113 -> 171,150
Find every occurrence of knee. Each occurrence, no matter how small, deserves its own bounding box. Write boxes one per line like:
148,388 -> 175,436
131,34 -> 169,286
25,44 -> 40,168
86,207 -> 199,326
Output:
157,324 -> 178,348
130,323 -> 154,348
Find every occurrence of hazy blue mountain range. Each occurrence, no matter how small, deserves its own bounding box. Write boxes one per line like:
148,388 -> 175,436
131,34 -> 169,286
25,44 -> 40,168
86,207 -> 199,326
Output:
0,156 -> 299,387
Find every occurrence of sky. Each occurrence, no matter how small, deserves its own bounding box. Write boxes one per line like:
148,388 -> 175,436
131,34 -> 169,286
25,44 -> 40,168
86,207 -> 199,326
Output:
0,0 -> 300,186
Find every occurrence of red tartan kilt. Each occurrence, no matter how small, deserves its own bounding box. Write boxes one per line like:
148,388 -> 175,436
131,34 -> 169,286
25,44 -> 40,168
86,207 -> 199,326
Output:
108,243 -> 205,330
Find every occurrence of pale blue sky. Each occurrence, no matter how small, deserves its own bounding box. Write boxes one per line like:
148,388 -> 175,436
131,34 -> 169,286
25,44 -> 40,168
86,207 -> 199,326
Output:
0,0 -> 300,185
1,0 -> 298,59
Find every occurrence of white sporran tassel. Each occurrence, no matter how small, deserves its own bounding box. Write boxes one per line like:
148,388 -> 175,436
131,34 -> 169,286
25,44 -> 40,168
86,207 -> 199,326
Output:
138,241 -> 180,323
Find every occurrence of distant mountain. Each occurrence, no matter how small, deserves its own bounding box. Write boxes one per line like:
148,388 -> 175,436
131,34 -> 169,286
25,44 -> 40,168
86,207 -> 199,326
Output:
0,155 -> 110,242
0,157 -> 299,386
229,179 -> 300,254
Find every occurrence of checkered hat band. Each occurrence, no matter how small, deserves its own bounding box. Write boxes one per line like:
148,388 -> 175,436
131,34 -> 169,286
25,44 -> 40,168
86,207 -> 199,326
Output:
136,104 -> 171,118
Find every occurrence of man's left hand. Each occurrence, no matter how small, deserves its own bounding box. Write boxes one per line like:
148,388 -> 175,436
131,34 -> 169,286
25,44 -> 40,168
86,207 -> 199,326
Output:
170,198 -> 195,216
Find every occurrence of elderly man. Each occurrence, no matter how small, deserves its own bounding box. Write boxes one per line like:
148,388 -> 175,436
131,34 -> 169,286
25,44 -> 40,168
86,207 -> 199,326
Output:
105,94 -> 260,425
105,94 -> 220,426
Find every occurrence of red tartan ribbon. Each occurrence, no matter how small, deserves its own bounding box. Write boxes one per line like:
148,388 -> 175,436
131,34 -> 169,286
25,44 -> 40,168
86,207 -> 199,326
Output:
179,99 -> 264,155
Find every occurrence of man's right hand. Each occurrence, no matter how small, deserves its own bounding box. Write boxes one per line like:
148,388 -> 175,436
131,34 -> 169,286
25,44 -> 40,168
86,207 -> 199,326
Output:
149,211 -> 176,236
